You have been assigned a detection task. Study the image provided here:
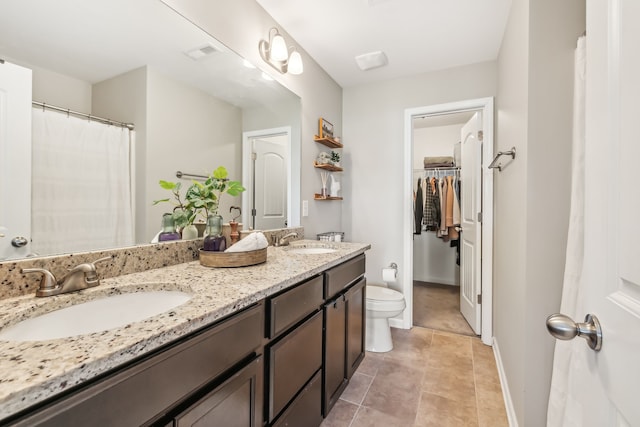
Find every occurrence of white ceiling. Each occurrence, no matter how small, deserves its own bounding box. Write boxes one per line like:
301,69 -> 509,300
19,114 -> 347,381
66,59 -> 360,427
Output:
0,0 -> 297,109
256,0 -> 512,88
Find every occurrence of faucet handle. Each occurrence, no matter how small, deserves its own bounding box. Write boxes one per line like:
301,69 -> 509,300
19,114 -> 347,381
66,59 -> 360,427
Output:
68,256 -> 112,283
22,268 -> 59,296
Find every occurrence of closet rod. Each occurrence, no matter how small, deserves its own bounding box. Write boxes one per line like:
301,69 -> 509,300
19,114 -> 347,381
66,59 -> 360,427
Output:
32,101 -> 135,130
488,147 -> 516,172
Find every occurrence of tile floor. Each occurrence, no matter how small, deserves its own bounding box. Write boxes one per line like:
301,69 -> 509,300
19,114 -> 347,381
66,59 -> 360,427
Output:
413,281 -> 475,336
321,327 -> 509,427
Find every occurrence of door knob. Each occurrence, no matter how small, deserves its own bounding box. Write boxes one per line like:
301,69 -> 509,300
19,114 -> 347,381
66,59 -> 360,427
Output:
546,313 -> 602,351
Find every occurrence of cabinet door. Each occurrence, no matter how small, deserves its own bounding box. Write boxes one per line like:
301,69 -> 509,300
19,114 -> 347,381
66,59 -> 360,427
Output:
175,355 -> 263,427
268,311 -> 323,422
323,295 -> 347,416
345,277 -> 366,379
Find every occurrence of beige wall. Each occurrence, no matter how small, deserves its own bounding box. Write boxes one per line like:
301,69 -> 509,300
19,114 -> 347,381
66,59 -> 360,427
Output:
343,61 -> 497,288
93,67 -> 243,242
161,0 -> 343,238
495,0 -> 585,425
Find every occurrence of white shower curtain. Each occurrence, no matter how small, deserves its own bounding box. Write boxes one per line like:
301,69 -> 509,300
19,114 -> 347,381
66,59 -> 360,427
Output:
31,108 -> 134,256
546,36 -> 586,427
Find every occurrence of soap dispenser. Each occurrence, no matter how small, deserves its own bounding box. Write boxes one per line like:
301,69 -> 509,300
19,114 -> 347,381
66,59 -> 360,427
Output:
203,214 -> 226,251
158,213 -> 181,241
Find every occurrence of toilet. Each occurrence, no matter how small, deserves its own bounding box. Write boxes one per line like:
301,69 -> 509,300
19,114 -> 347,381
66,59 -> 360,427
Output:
365,284 -> 406,352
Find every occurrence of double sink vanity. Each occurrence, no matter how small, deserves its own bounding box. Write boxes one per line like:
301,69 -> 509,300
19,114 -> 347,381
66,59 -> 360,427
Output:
0,239 -> 370,426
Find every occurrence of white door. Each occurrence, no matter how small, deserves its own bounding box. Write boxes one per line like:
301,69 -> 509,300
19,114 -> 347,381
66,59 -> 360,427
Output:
564,1 -> 640,424
0,61 -> 32,260
460,112 -> 482,334
253,136 -> 287,230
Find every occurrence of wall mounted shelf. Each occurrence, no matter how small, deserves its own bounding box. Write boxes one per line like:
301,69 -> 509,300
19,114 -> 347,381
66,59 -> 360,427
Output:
313,136 -> 343,149
314,194 -> 343,201
313,161 -> 343,172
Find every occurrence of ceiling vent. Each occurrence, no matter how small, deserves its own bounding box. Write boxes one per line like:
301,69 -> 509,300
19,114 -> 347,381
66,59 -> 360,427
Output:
185,44 -> 219,60
354,51 -> 388,71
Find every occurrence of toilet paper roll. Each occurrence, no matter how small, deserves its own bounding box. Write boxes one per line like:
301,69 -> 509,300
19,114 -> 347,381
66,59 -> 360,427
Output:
382,267 -> 397,282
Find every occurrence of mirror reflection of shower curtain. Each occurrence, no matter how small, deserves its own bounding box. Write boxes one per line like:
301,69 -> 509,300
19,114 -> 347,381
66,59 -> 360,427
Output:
31,108 -> 134,256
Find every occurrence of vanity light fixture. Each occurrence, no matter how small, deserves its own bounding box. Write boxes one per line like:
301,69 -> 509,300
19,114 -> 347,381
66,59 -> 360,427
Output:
258,27 -> 304,75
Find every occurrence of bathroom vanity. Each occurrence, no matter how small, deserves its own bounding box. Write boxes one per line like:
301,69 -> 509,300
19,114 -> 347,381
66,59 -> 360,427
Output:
0,241 -> 369,426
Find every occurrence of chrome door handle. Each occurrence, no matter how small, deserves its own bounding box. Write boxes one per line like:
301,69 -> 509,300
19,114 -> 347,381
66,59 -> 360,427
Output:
11,236 -> 28,247
546,313 -> 602,351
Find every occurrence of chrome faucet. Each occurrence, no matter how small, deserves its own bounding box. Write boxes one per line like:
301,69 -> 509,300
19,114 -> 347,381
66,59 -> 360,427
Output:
22,256 -> 112,297
274,231 -> 299,247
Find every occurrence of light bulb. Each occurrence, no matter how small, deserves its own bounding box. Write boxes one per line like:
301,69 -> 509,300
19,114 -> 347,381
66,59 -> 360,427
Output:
288,50 -> 304,75
271,34 -> 288,61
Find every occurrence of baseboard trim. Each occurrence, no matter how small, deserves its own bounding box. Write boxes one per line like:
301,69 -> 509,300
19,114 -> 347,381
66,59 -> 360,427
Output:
492,337 -> 519,427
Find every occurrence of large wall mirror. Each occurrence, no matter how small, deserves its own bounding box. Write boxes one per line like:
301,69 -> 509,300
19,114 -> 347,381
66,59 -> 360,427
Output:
0,0 -> 301,261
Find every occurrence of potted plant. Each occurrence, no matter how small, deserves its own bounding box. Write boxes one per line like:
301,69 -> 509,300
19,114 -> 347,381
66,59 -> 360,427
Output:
153,181 -> 199,239
190,167 -> 245,251
330,150 -> 341,167
153,166 -> 245,241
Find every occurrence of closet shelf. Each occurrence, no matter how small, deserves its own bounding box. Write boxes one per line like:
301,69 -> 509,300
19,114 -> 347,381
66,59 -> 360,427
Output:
313,135 -> 343,149
313,161 -> 343,172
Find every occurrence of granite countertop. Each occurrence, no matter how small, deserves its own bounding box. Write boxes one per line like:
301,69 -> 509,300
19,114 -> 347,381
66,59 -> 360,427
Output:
0,240 -> 370,419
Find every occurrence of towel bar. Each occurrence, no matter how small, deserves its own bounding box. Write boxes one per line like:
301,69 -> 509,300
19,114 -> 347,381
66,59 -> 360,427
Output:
488,147 -> 516,172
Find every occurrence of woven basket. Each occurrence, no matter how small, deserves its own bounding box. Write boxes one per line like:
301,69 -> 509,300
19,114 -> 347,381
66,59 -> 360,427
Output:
199,247 -> 267,268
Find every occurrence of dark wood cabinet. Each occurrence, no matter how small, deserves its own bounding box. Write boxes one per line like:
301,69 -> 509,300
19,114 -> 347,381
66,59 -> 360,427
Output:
174,356 -> 263,427
322,255 -> 366,416
345,277 -> 366,379
9,304 -> 264,427
6,254 -> 367,427
323,293 -> 348,415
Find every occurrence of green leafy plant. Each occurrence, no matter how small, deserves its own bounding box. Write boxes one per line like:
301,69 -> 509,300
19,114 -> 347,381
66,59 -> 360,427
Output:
153,166 -> 245,227
330,150 -> 341,164
152,181 -> 194,229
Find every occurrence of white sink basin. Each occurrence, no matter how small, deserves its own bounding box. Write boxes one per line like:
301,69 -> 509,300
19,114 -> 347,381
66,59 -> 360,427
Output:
0,290 -> 192,342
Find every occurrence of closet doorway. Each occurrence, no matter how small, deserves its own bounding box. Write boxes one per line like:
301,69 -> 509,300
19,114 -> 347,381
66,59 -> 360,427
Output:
402,98 -> 494,345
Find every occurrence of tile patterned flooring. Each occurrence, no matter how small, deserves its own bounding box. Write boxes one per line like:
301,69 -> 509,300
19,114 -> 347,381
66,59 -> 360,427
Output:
321,327 -> 509,427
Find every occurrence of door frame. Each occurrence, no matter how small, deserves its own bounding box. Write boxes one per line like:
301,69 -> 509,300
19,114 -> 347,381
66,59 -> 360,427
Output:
242,126 -> 298,229
402,97 -> 494,345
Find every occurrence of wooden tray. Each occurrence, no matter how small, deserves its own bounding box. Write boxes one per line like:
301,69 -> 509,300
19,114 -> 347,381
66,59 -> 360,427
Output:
199,247 -> 267,268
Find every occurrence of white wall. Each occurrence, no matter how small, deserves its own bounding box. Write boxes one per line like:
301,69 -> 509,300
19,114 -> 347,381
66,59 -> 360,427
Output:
413,124 -> 461,285
146,68 -> 243,238
29,63 -> 92,112
494,0 -> 585,425
93,66 -> 243,242
161,0 -> 343,239
343,61 -> 497,291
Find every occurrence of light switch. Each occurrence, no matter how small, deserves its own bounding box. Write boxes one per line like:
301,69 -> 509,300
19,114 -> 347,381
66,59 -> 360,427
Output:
302,200 -> 308,217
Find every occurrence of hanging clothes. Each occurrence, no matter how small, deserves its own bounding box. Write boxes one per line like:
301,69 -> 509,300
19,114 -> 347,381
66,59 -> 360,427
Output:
438,177 -> 448,241
423,177 -> 440,231
414,177 -> 423,234
446,176 -> 459,240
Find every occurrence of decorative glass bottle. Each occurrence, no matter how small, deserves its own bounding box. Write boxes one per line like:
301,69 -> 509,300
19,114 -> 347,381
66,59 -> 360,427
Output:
158,213 -> 181,241
203,214 -> 226,251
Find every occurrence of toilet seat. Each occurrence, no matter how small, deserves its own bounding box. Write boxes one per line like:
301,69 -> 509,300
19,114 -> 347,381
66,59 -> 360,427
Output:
366,285 -> 404,302
366,285 -> 406,312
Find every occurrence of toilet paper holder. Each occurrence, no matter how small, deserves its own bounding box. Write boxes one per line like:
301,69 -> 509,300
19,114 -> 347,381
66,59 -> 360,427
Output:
382,263 -> 398,282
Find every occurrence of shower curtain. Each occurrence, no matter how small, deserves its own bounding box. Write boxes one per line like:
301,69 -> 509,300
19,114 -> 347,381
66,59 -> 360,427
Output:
546,36 -> 586,426
31,108 -> 134,255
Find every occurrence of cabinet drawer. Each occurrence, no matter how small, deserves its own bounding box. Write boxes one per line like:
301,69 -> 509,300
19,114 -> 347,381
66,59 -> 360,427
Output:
325,254 -> 365,298
11,304 -> 264,427
268,311 -> 323,422
175,355 -> 263,427
272,370 -> 322,427
268,274 -> 324,338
